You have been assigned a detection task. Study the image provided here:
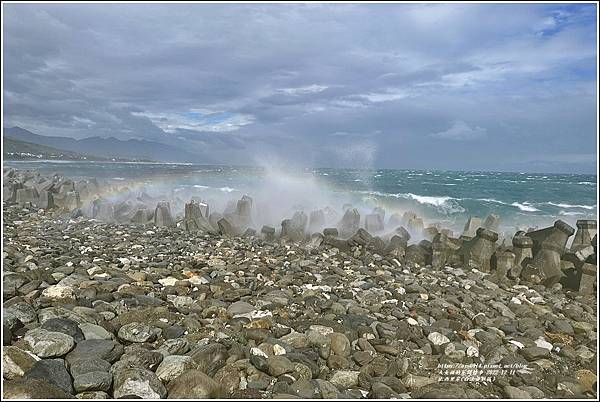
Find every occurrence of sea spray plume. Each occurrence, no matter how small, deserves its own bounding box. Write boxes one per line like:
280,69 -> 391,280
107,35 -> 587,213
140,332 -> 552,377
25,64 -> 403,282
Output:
247,156 -> 347,231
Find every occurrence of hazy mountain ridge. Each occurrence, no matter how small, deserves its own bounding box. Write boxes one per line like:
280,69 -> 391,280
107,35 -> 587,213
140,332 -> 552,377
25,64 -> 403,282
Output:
4,126 -> 203,162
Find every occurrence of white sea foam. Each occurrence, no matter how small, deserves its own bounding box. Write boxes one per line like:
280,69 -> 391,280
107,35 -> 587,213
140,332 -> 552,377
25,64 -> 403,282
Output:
559,211 -> 585,216
577,181 -> 595,185
545,202 -> 595,210
477,198 -> 509,205
406,193 -> 454,207
193,185 -> 209,189
511,202 -> 539,212
219,187 -> 237,192
357,191 -> 464,214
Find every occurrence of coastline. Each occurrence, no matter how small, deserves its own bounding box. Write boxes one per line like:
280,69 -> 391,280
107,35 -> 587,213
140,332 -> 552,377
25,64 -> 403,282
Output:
2,167 -> 597,399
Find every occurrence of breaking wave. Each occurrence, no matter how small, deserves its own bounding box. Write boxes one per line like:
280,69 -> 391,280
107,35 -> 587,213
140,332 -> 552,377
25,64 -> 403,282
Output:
357,191 -> 465,214
510,202 -> 540,212
545,202 -> 596,210
559,211 -> 585,216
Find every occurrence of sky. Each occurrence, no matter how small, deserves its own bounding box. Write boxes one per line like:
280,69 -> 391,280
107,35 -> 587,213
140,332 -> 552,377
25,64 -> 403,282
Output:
2,2 -> 598,173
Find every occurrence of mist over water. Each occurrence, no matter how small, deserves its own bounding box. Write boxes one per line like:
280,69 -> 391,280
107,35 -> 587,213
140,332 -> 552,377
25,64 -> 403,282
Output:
5,160 -> 597,236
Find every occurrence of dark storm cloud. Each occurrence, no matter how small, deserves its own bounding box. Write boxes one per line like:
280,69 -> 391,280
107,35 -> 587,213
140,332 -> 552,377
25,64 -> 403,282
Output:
2,3 -> 597,172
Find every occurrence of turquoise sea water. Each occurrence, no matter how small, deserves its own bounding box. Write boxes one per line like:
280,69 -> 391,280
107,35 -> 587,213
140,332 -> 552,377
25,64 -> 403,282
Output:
4,160 -> 597,234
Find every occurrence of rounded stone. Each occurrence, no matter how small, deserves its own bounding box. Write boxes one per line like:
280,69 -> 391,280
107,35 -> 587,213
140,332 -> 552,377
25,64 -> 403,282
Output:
329,333 -> 351,357
73,371 -> 112,393
3,346 -> 40,380
155,355 -> 196,383
24,328 -> 75,358
3,378 -> 75,399
41,318 -> 85,343
117,322 -> 157,343
329,370 -> 360,389
66,340 -> 124,365
25,358 -> 74,395
113,367 -> 166,399
68,358 -> 112,377
167,369 -> 223,398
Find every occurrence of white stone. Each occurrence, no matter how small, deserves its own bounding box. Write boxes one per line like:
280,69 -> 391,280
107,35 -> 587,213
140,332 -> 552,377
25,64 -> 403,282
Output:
155,355 -> 196,383
273,344 -> 286,356
42,285 -> 75,299
535,338 -> 553,351
158,277 -> 178,287
509,340 -> 525,349
427,332 -> 450,346
308,325 -> 334,336
250,347 -> 268,358
329,370 -> 360,388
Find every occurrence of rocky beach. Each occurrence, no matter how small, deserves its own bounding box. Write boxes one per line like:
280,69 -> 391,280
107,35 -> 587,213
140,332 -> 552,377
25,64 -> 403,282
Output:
2,167 -> 598,399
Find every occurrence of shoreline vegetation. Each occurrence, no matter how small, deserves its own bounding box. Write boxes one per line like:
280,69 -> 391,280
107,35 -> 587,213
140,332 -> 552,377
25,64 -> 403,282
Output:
2,167 -> 597,399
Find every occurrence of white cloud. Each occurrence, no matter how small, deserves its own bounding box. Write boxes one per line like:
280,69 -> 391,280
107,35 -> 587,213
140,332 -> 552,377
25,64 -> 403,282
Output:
278,85 -> 329,95
359,89 -> 410,103
430,120 -> 487,141
132,111 -> 255,133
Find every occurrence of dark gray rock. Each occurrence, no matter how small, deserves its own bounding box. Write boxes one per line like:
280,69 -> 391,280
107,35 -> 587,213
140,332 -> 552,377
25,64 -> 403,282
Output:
25,358 -> 74,395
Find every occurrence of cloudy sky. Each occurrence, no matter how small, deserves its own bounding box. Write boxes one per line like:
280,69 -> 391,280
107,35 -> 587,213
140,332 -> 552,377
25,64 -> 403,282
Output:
3,3 -> 598,173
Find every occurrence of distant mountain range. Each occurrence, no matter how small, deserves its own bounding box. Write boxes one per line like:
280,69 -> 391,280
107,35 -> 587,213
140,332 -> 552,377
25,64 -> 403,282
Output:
4,126 -> 202,162
4,137 -> 117,161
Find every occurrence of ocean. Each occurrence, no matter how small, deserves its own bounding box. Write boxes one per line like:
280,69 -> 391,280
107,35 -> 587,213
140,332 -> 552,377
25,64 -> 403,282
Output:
4,160 -> 597,235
